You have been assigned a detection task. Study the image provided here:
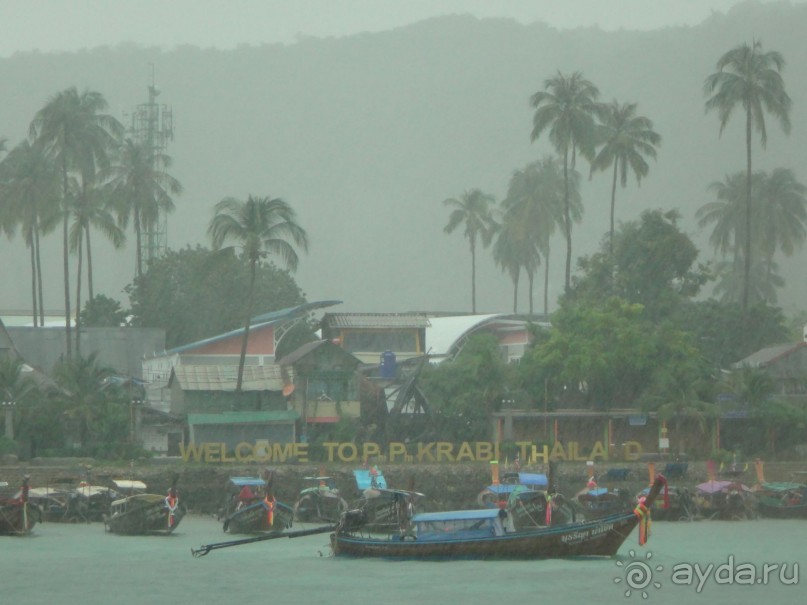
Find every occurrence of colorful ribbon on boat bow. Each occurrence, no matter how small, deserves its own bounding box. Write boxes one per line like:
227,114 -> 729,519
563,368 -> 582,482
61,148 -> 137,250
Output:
633,497 -> 651,546
264,495 -> 275,527
165,493 -> 179,528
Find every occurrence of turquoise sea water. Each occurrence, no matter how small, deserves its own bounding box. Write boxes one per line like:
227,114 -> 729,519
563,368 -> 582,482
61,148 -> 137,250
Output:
1,516 -> 803,605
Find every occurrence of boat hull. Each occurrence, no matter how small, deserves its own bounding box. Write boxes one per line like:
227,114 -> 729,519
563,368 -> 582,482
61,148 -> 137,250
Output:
105,494 -> 186,535
331,511 -> 640,559
756,501 -> 807,519
0,501 -> 41,535
224,500 -> 294,534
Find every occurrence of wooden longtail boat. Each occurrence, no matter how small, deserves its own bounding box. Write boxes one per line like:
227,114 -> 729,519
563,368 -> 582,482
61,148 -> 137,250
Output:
0,476 -> 41,535
349,467 -> 423,532
223,499 -> 294,534
104,478 -> 186,535
220,475 -> 294,534
637,485 -> 699,521
293,475 -> 347,524
330,474 -> 668,559
754,482 -> 807,519
477,472 -> 548,508
28,484 -> 119,523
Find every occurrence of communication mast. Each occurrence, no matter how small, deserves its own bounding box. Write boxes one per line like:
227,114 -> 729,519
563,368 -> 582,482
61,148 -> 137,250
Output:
129,64 -> 174,262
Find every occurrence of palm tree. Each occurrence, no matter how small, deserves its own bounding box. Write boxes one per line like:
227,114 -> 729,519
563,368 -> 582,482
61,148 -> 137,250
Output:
50,352 -> 118,449
497,159 -> 574,315
492,209 -> 534,314
697,172 -> 753,264
0,140 -> 61,326
712,256 -> 784,305
704,40 -> 791,313
757,168 -> 807,275
698,169 -> 806,303
208,195 -> 309,394
442,189 -> 498,313
29,87 -> 123,357
68,174 -> 125,353
104,138 -> 182,279
590,101 -> 661,255
530,71 -> 600,293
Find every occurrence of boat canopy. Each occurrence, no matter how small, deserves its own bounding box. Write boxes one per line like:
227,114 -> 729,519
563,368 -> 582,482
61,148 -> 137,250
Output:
517,472 -> 548,487
229,477 -> 267,487
760,482 -> 806,492
112,480 -> 147,491
483,484 -> 519,495
582,487 -> 610,497
413,509 -> 500,523
353,469 -> 387,490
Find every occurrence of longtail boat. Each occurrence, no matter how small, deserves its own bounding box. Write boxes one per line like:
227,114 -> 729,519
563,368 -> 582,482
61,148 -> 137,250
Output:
0,476 -> 41,535
104,477 -> 186,535
293,475 -> 347,524
755,482 -> 807,519
329,474 -> 668,559
349,467 -> 423,532
751,459 -> 807,519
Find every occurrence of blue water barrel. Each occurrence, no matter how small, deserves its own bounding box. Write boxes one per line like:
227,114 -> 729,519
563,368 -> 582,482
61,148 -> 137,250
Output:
380,350 -> 397,379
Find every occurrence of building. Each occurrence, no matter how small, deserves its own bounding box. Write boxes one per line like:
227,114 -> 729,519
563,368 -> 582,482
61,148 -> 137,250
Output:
732,340 -> 807,404
320,312 -> 429,365
277,339 -> 362,432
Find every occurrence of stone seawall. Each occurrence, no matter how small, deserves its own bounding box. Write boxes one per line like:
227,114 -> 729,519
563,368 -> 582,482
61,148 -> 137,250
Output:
2,459 -> 806,515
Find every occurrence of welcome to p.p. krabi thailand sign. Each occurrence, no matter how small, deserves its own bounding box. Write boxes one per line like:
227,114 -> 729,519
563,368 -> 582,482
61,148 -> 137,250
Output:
179,440 -> 643,464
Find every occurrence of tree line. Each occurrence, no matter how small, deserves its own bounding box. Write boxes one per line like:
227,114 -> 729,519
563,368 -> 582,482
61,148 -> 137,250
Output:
443,41 -> 803,320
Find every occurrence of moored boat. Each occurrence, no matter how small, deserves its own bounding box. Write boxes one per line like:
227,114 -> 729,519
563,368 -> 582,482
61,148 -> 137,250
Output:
754,482 -> 807,519
221,475 -> 293,534
0,476 -> 42,535
349,467 -> 423,532
104,477 -> 186,535
477,471 -> 548,508
293,474 -> 347,524
330,474 -> 668,559
694,480 -> 755,520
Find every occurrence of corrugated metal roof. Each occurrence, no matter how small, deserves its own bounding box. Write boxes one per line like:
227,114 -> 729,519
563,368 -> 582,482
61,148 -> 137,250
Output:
733,342 -> 806,368
276,339 -> 329,366
323,313 -> 430,329
173,364 -> 291,391
277,339 -> 362,368
188,411 -> 298,425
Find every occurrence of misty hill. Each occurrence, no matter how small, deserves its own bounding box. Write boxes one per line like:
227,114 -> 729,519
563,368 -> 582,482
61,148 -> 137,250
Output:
1,0 -> 806,318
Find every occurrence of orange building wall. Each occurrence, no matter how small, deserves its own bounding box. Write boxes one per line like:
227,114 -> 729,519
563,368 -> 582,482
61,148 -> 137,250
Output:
192,325 -> 276,355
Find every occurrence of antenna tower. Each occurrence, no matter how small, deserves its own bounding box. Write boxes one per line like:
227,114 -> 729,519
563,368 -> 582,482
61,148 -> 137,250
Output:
129,64 -> 174,262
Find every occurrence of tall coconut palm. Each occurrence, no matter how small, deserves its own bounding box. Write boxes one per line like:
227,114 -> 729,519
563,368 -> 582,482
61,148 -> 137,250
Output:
442,189 -> 498,314
712,256 -> 784,305
704,40 -> 791,313
68,173 -> 125,354
492,209 -> 535,314
699,169 -> 805,303
530,71 -> 600,293
0,140 -> 61,325
497,159 -> 573,316
697,171 -> 755,263
757,168 -> 807,272
208,195 -> 309,394
104,138 -> 182,279
590,100 -> 661,255
29,87 -> 123,357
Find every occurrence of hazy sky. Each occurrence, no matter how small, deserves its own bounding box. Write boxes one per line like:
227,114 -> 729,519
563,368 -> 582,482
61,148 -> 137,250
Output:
1,0 -> 801,57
